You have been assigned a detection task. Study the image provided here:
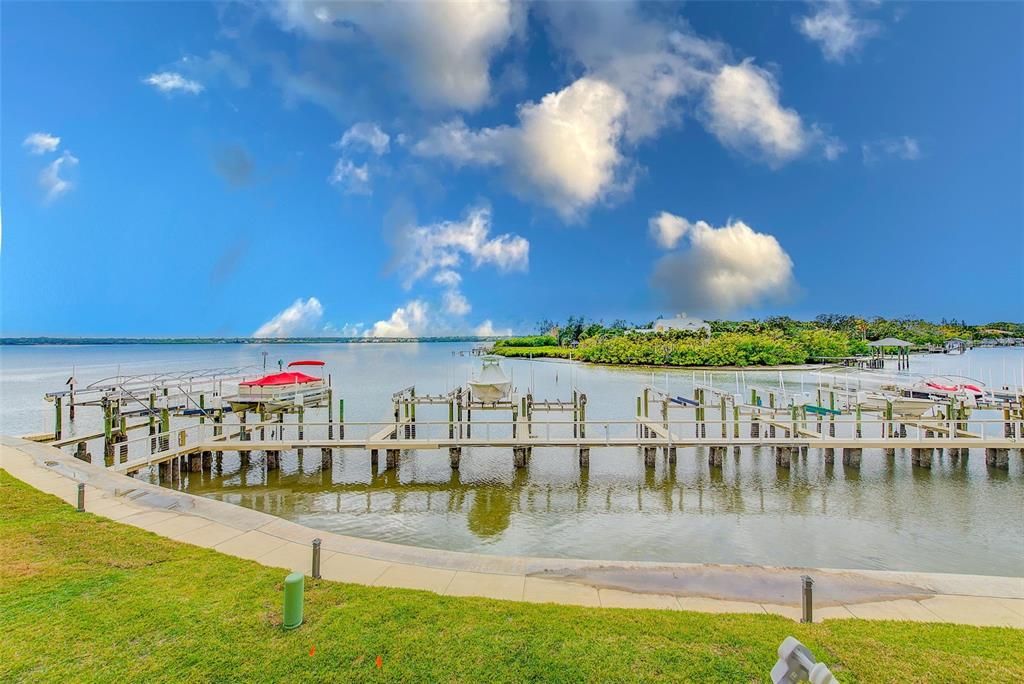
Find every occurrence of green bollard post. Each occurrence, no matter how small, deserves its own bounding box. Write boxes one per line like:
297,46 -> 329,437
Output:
283,572 -> 304,630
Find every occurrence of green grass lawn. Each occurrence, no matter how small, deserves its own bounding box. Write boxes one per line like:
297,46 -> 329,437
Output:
1,470 -> 1020,683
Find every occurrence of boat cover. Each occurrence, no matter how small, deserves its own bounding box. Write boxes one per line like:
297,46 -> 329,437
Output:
240,371 -> 320,387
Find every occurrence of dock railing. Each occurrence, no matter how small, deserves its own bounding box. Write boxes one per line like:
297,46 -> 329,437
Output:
116,416 -> 1021,448
55,412 -> 1022,474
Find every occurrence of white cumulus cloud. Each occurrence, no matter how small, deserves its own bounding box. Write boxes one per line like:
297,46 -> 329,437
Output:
415,77 -> 630,219
40,151 -> 79,202
337,122 -> 390,155
143,71 -> 205,94
411,3 -> 835,217
328,159 -> 371,194
649,211 -> 690,250
432,269 -> 462,287
23,132 -> 61,154
253,297 -> 324,338
367,300 -> 429,337
650,213 -> 795,314
273,0 -> 520,110
398,205 -> 529,288
443,289 -> 471,316
797,1 -> 880,63
387,206 -> 528,328
540,2 -> 723,144
702,60 -> 817,166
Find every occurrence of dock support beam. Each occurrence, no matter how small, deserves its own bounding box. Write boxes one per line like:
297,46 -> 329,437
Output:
775,446 -> 792,468
578,447 -> 590,468
643,446 -> 657,468
513,446 -> 529,469
911,448 -> 933,468
665,446 -> 677,464
709,446 -> 726,468
842,448 -> 862,468
266,451 -> 280,471
449,446 -> 462,469
824,447 -> 835,464
385,448 -> 400,470
202,451 -> 212,471
320,448 -> 332,471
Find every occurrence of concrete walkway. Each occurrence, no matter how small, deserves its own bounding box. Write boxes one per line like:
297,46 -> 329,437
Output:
2,436 -> 1021,628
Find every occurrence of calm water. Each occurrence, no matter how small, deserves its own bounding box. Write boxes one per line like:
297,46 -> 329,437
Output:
2,343 -> 1022,575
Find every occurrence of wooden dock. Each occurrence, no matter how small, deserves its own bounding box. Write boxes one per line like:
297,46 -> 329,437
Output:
33,367 -> 1023,484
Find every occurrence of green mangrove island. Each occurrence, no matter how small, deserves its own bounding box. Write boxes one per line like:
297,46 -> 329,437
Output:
492,315 -> 1024,368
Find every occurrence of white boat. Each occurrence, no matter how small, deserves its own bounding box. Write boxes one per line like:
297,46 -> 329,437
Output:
468,355 -> 512,402
857,391 -> 936,417
910,375 -> 985,401
227,360 -> 328,409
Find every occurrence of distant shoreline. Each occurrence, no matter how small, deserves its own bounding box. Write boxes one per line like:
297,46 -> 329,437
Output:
0,337 -> 499,346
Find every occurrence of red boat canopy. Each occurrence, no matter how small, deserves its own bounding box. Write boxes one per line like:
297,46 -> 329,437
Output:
240,371 -> 321,387
287,360 -> 325,367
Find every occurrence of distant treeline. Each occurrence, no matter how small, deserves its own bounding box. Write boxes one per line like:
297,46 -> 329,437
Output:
492,315 -> 1024,368
0,336 -> 497,346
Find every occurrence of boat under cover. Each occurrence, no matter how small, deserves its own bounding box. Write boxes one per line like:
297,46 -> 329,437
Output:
468,355 -> 512,402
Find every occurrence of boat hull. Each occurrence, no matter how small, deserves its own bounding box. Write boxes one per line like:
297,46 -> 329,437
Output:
860,395 -> 935,417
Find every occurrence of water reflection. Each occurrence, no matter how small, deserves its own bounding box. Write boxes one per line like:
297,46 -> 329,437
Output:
467,487 -> 515,538
174,443 -> 1023,575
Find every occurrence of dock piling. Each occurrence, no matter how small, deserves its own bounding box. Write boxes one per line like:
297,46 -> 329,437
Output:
643,446 -> 657,468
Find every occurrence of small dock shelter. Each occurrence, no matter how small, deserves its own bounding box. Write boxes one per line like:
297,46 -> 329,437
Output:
944,338 -> 968,354
868,337 -> 912,370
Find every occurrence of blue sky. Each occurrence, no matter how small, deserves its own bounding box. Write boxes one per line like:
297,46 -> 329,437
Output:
2,1 -> 1022,337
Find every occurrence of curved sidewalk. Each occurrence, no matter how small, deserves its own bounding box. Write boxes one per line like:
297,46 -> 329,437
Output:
2,436 -> 1021,627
